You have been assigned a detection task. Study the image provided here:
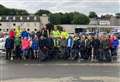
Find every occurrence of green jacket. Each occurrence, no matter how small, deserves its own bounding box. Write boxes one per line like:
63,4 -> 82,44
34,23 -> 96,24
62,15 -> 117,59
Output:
102,40 -> 109,49
14,37 -> 21,46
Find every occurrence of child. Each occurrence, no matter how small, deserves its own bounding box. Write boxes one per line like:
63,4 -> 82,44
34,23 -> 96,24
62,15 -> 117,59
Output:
14,37 -> 21,60
21,37 -> 30,60
31,35 -> 39,59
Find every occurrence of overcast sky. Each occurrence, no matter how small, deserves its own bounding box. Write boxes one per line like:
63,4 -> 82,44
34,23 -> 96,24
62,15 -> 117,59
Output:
0,0 -> 119,15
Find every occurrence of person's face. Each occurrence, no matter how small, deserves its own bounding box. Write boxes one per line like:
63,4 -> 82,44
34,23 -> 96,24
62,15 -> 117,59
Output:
94,36 -> 98,39
40,36 -> 44,39
54,27 -> 57,31
88,35 -> 91,40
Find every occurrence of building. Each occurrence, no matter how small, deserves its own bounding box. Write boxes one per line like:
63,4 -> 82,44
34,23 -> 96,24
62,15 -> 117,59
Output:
110,16 -> 120,26
0,14 -> 49,32
58,16 -> 120,33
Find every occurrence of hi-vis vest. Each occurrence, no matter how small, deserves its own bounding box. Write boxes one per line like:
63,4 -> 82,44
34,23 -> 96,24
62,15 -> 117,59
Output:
52,30 -> 60,38
61,31 -> 69,39
15,27 -> 22,37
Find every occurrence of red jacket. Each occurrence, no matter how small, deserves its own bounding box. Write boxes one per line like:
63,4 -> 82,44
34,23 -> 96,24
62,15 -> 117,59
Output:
9,31 -> 15,39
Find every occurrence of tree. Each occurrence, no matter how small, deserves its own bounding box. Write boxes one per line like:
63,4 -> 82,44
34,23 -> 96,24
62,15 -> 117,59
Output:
56,25 -> 63,32
49,13 -> 63,25
49,12 -> 90,25
72,12 -> 90,24
35,10 -> 51,16
89,11 -> 98,18
0,4 -> 29,15
61,13 -> 72,24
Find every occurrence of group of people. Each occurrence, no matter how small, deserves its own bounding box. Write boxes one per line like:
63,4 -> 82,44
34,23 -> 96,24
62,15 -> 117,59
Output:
5,26 -> 119,62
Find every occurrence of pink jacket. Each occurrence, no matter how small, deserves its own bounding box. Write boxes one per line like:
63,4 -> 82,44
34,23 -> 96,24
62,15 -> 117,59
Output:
21,39 -> 30,50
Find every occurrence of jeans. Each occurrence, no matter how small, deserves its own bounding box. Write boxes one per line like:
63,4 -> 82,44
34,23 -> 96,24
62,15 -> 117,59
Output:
22,49 -> 28,58
6,49 -> 12,60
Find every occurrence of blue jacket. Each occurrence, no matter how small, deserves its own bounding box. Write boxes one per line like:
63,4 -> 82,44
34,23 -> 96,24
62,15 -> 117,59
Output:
21,31 -> 29,38
112,39 -> 119,48
31,39 -> 39,50
66,37 -> 74,48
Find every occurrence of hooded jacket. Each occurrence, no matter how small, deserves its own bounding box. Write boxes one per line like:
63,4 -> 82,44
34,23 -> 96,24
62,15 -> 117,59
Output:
21,38 -> 30,50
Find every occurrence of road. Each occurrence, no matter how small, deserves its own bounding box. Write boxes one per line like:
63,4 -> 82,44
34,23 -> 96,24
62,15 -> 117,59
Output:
0,49 -> 120,82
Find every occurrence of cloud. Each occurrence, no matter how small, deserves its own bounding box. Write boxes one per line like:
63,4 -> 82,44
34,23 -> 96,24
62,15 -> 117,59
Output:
0,0 -> 119,15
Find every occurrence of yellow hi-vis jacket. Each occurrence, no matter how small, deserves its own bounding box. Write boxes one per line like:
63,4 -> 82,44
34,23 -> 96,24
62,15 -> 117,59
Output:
52,30 -> 60,38
15,27 -> 22,37
61,31 -> 69,39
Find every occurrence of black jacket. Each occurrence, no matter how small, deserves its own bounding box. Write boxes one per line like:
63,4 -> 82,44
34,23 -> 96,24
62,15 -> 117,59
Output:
92,39 -> 100,49
39,38 -> 47,49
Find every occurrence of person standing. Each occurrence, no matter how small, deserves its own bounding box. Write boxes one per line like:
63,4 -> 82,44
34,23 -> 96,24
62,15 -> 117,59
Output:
9,28 -> 15,40
21,28 -> 30,39
60,29 -> 69,39
92,35 -> 100,61
80,35 -> 86,60
31,35 -> 39,59
102,35 -> 111,62
8,28 -> 15,60
51,27 -> 61,47
111,36 -> 119,59
42,27 -> 49,38
14,37 -> 21,60
66,36 -> 74,59
85,35 -> 92,60
5,37 -> 14,60
21,37 -> 30,60
15,26 -> 22,37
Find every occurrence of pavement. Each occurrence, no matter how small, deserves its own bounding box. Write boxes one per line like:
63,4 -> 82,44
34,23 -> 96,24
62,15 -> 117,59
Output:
0,49 -> 120,82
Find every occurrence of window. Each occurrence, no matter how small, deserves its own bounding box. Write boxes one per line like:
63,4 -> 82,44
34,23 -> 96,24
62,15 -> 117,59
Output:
13,16 -> 16,20
0,28 -> 1,31
20,16 -> 23,20
0,23 -> 2,26
6,16 -> 9,20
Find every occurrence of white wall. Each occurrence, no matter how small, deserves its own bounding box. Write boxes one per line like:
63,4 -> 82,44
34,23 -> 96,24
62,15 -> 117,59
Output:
0,22 -> 41,32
